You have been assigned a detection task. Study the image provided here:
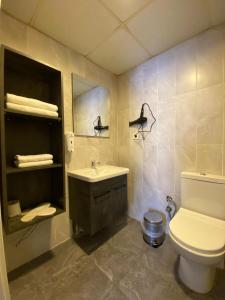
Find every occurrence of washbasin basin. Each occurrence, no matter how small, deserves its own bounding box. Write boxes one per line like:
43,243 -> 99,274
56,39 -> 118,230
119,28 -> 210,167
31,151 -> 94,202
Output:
68,165 -> 129,182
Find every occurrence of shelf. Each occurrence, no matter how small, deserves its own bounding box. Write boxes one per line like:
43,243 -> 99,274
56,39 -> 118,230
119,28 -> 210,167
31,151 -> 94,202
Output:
1,47 -> 64,235
4,109 -> 62,122
6,163 -> 63,174
7,206 -> 64,234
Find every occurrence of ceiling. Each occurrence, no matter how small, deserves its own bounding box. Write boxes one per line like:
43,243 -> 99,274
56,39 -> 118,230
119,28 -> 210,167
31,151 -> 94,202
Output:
1,0 -> 225,75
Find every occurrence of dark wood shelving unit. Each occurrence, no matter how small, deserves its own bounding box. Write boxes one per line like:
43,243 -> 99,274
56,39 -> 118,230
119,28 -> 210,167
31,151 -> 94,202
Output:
6,163 -> 63,174
7,206 -> 64,234
5,108 -> 62,121
0,46 -> 65,234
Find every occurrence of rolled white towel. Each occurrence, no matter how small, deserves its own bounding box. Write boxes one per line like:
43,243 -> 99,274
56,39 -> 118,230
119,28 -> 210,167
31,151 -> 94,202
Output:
7,93 -> 58,112
6,102 -> 58,118
15,154 -> 53,163
14,160 -> 53,168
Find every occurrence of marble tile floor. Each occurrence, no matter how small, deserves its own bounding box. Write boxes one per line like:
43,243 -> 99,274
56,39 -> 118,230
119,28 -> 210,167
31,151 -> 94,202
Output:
9,218 -> 225,300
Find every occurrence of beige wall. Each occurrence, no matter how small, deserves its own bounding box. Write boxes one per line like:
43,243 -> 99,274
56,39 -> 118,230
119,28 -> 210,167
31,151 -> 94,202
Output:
0,11 -> 118,272
0,206 -> 10,300
118,25 -> 225,222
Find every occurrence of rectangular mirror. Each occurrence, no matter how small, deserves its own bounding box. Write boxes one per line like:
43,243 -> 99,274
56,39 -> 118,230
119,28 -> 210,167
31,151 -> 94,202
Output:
72,74 -> 110,138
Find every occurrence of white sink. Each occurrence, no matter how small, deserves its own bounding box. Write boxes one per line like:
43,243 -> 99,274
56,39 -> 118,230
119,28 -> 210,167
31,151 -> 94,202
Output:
68,165 -> 129,182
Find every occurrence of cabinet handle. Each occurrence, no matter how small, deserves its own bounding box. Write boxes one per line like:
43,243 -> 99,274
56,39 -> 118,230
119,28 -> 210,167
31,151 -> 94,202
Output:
114,184 -> 126,191
94,191 -> 110,203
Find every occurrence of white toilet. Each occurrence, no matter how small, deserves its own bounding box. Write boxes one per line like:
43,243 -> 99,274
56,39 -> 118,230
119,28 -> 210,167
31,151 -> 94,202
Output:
169,172 -> 225,294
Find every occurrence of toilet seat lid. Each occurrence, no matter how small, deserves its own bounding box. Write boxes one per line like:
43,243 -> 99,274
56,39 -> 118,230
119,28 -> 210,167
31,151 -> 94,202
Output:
169,208 -> 225,255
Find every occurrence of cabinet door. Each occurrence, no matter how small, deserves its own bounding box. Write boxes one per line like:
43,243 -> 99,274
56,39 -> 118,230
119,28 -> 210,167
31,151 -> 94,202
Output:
91,190 -> 112,235
113,182 -> 127,223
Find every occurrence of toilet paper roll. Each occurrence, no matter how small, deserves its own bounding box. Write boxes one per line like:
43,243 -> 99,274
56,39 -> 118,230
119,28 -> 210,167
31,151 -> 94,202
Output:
8,200 -> 21,218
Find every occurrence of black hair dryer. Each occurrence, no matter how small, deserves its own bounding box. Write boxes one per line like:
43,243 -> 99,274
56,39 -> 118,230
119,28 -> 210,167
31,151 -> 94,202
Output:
129,104 -> 147,127
94,116 -> 109,131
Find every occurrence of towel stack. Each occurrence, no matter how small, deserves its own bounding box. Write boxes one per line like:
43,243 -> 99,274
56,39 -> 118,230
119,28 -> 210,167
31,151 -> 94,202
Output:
14,154 -> 54,168
6,93 -> 59,117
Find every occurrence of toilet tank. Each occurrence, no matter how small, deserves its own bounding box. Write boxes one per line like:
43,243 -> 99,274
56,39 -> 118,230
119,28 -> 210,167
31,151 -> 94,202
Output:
181,172 -> 225,221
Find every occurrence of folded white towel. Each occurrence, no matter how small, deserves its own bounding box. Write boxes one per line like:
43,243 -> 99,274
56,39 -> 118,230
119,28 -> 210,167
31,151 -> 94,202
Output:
7,93 -> 58,112
15,154 -> 53,163
6,103 -> 58,118
14,160 -> 53,168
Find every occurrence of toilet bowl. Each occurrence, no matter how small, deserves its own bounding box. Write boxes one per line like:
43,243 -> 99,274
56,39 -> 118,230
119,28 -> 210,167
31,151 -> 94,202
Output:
169,208 -> 225,293
169,172 -> 225,294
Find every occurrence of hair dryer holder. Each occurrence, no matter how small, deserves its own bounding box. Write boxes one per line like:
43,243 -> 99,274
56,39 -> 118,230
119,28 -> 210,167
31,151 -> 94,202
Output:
129,103 -> 156,140
94,116 -> 109,133
129,116 -> 147,127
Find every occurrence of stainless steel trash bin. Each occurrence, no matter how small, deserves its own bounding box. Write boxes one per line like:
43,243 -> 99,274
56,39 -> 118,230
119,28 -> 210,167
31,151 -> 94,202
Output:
142,209 -> 166,247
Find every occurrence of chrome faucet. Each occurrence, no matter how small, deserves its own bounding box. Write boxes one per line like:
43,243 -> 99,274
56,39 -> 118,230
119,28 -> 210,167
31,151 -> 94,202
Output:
91,161 -> 100,169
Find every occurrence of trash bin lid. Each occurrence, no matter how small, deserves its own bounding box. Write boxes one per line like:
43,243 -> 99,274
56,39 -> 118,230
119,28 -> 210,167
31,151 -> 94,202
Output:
144,210 -> 165,224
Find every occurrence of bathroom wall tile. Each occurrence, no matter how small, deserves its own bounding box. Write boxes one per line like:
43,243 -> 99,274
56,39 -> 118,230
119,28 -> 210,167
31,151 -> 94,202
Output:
213,22 -> 225,34
217,27 -> 225,83
224,36 -> 225,83
118,74 -> 130,111
157,102 -> 175,147
117,145 -> 130,167
117,109 -> 129,146
197,144 -> 223,175
143,145 -> 158,192
157,146 -> 175,197
128,64 -> 144,83
196,85 -> 224,144
129,139 -> 144,171
68,49 -> 86,78
83,59 -> 101,84
141,57 -> 158,102
196,29 -> 224,89
175,38 -> 197,95
175,92 -> 197,147
157,48 -> 176,101
223,145 -> 225,176
128,140 -> 144,220
224,85 -> 225,143
142,145 -> 160,213
118,26 -> 225,222
142,186 -> 161,216
0,11 -> 27,53
175,145 -> 197,194
99,140 -> 115,165
63,72 -> 74,131
27,26 -> 69,71
5,214 -> 70,272
128,77 -> 144,112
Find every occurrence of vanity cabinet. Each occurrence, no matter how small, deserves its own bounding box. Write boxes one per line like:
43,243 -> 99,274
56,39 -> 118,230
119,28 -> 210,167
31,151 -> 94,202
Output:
68,175 -> 127,236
